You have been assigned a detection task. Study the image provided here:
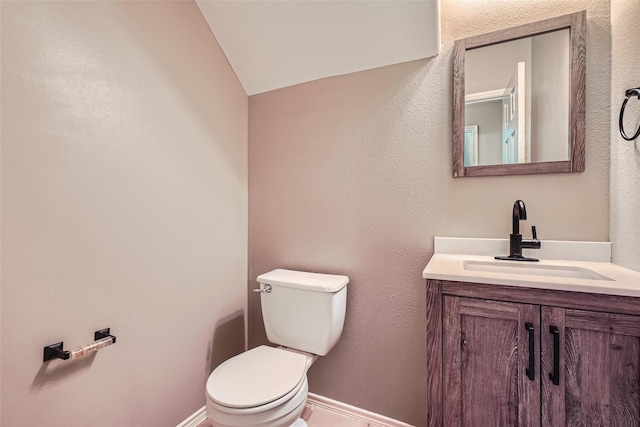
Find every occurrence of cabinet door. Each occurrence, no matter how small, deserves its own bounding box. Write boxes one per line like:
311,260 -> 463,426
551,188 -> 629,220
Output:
443,296 -> 540,426
542,307 -> 640,426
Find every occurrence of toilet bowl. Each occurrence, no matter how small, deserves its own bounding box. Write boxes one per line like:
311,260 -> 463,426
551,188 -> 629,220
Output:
206,346 -> 312,427
205,269 -> 349,427
206,379 -> 307,427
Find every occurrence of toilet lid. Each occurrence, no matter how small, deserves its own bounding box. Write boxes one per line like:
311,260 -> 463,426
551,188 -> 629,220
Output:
206,346 -> 308,409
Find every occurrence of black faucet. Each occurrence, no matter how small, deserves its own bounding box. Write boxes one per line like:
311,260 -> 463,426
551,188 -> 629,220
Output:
496,200 -> 541,262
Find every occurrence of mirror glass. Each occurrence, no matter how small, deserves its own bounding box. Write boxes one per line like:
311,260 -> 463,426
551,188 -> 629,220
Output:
465,30 -> 570,166
453,12 -> 585,177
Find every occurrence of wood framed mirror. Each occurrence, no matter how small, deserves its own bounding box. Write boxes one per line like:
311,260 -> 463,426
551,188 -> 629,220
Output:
452,11 -> 586,177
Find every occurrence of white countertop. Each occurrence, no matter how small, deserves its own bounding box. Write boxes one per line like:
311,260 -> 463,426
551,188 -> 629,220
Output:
423,238 -> 640,297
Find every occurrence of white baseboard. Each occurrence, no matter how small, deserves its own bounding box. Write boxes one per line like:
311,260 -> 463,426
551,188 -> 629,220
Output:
178,395 -> 415,427
176,406 -> 206,427
307,393 -> 415,427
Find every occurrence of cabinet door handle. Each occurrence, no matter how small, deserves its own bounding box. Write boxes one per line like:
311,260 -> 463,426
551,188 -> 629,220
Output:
525,323 -> 535,381
549,325 -> 560,386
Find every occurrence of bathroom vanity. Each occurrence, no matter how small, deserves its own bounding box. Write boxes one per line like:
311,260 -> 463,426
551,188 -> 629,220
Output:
423,238 -> 640,427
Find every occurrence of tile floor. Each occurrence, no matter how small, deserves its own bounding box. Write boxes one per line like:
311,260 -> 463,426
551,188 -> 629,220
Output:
197,401 -> 391,427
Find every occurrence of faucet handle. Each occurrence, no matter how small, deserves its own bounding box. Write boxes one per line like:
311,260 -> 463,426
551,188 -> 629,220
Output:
531,225 -> 538,240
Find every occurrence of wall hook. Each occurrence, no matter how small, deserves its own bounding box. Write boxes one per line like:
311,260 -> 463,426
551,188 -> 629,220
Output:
619,87 -> 640,141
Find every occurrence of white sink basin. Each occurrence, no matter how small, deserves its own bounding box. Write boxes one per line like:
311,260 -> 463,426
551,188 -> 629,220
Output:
463,260 -> 614,281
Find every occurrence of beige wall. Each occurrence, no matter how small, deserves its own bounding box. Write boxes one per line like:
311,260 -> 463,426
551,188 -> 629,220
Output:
610,0 -> 640,272
248,1 -> 610,425
1,1 -> 247,426
3,0 -> 632,426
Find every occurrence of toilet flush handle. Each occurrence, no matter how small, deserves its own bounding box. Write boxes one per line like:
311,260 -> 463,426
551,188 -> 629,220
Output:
253,284 -> 272,294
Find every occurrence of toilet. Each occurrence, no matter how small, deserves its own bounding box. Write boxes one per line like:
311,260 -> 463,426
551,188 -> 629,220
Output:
205,268 -> 349,427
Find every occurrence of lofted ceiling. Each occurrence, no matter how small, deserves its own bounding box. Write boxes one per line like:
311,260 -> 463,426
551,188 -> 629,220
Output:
195,1 -> 441,96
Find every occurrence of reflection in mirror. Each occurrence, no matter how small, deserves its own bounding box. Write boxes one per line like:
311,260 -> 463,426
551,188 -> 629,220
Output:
464,125 -> 478,166
465,30 -> 570,166
453,11 -> 585,177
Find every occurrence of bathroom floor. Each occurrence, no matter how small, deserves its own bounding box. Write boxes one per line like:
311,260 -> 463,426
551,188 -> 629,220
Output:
197,403 -> 390,427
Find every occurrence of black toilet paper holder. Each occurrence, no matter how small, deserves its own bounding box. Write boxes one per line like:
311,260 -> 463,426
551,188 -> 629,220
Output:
43,328 -> 116,362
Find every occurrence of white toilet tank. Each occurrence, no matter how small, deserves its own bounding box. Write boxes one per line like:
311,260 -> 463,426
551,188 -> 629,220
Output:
256,269 -> 348,356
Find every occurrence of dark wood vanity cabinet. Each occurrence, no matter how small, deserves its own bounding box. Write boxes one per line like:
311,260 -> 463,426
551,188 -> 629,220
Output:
427,280 -> 640,427
442,296 -> 540,425
541,306 -> 640,426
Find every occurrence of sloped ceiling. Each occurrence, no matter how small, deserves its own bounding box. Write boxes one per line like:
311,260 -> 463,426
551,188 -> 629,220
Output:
196,1 -> 440,95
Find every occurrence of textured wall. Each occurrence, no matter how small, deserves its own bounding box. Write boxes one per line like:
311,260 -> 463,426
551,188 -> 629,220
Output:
248,1 -> 610,425
1,2 -> 247,425
610,1 -> 640,271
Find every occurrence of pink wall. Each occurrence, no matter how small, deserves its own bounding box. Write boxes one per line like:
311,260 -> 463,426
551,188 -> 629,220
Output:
249,61 -> 437,425
248,1 -> 611,425
1,2 -> 247,425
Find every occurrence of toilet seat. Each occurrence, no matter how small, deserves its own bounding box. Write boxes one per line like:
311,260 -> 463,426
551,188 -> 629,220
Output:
206,375 -> 309,427
206,346 -> 308,411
